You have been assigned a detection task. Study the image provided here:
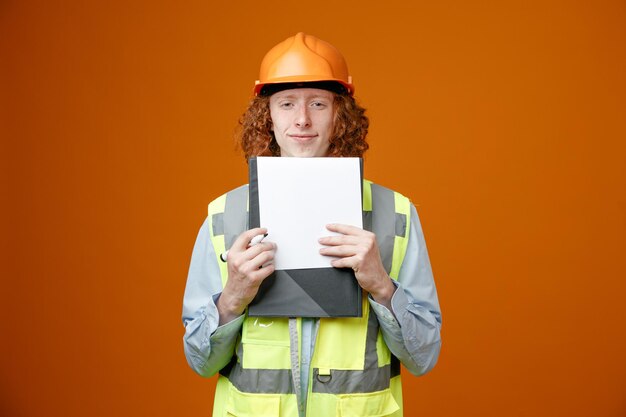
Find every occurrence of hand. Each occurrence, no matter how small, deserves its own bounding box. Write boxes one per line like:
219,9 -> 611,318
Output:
318,224 -> 396,309
217,228 -> 276,324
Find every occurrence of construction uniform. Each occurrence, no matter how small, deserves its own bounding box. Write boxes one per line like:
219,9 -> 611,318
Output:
182,180 -> 441,416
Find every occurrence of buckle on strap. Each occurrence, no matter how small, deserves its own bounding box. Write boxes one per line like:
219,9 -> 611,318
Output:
316,368 -> 332,383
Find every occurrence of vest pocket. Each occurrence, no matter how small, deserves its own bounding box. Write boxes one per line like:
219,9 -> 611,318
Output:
338,389 -> 400,417
226,385 -> 280,417
241,317 -> 291,369
241,342 -> 291,369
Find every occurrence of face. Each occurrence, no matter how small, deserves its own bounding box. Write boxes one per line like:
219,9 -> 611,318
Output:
269,88 -> 335,157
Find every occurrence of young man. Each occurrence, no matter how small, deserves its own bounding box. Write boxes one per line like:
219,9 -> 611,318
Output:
182,32 -> 441,417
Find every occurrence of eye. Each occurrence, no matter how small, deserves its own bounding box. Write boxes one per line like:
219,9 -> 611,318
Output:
310,101 -> 328,109
279,101 -> 294,108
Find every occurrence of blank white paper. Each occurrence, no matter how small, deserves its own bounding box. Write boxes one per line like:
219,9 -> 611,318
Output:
256,157 -> 363,270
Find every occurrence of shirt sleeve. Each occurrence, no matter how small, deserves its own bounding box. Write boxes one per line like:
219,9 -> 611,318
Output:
368,203 -> 442,376
181,218 -> 244,377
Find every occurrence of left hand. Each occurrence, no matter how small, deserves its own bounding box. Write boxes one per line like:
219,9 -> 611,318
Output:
319,223 -> 396,308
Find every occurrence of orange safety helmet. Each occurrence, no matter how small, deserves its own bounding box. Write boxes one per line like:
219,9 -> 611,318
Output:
254,32 -> 354,96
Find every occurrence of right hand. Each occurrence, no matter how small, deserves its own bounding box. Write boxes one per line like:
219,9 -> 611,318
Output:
216,228 -> 276,324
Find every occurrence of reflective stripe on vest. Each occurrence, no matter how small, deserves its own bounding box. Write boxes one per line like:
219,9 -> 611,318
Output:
208,181 -> 410,283
219,308 -> 402,395
207,180 -> 410,404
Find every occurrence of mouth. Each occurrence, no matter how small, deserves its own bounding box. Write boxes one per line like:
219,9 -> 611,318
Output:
289,134 -> 317,143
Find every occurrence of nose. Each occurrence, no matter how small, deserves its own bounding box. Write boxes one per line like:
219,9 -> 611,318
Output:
294,105 -> 311,128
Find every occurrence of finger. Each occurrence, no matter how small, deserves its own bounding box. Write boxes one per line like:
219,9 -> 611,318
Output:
325,223 -> 366,236
229,242 -> 274,273
252,249 -> 276,269
329,256 -> 357,270
242,249 -> 276,273
248,262 -> 276,283
231,228 -> 268,251
319,245 -> 357,257
318,234 -> 360,246
243,241 -> 276,260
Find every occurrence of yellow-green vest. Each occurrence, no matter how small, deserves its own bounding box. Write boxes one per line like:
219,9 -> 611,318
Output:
207,180 -> 411,417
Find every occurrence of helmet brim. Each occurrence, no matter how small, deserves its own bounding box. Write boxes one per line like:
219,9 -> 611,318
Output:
254,78 -> 354,96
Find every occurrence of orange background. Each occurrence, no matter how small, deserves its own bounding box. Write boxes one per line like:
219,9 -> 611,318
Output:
2,1 -> 625,416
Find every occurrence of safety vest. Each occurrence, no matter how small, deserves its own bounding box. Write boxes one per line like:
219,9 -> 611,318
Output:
207,180 -> 411,417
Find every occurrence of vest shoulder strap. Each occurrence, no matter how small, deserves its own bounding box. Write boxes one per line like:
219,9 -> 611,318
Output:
207,184 -> 248,286
363,181 -> 411,279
